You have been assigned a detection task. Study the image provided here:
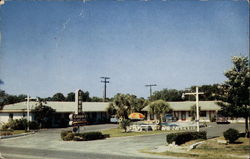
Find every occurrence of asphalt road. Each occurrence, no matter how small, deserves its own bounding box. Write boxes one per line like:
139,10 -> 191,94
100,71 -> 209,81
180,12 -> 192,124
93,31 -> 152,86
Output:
0,123 -> 245,159
200,122 -> 245,138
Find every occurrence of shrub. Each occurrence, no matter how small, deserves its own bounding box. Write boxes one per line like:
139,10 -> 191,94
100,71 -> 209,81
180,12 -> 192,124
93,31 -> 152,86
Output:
61,131 -> 106,141
1,123 -> 10,130
2,119 -> 27,130
223,128 -> 240,143
0,131 -> 13,136
29,121 -> 39,130
63,132 -> 75,141
61,130 -> 72,139
1,119 -> 39,130
166,131 -> 207,145
119,119 -> 130,132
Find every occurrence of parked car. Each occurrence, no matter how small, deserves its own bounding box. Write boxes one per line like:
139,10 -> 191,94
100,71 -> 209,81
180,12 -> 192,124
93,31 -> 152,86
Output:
110,115 -> 118,123
165,114 -> 177,122
216,117 -> 230,124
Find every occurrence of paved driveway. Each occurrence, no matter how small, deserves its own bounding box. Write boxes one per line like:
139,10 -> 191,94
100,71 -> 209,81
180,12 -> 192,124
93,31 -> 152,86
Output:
0,124 -> 174,159
200,122 -> 245,138
0,123 -> 245,159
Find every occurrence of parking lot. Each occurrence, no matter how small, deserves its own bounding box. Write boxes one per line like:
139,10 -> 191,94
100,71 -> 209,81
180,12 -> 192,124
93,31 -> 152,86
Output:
0,123 -> 246,159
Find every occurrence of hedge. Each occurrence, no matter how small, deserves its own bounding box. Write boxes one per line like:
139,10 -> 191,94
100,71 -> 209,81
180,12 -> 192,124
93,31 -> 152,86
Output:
166,131 -> 207,145
75,132 -> 105,141
61,131 -> 106,141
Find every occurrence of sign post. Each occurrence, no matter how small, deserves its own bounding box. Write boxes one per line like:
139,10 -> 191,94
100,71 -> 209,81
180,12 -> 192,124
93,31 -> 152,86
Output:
70,89 -> 87,133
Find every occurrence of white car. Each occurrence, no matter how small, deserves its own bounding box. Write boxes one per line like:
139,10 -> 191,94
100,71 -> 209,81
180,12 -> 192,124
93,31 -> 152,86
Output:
110,115 -> 118,123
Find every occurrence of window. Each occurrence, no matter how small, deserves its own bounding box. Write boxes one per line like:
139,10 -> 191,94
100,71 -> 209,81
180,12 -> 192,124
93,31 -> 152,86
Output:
188,111 -> 192,117
200,111 -> 206,117
9,113 -> 13,119
150,114 -> 154,120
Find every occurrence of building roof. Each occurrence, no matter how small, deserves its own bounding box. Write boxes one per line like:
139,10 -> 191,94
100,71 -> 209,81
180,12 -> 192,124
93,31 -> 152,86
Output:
142,101 -> 221,111
0,101 -> 221,113
0,101 -> 110,113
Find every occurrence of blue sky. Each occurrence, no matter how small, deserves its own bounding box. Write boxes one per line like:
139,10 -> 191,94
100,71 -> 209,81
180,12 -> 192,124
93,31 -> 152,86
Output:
0,0 -> 249,98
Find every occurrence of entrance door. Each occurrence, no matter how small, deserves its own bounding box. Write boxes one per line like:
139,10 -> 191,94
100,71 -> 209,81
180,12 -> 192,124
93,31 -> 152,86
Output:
181,112 -> 186,120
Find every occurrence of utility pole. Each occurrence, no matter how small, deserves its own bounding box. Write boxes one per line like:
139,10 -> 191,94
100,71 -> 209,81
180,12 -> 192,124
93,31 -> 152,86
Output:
25,95 -> 36,132
182,86 -> 204,132
101,77 -> 110,102
145,84 -> 157,98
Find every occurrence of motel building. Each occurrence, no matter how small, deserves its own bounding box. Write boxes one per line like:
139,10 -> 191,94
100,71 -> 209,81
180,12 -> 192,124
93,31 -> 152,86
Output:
0,100 -> 244,127
143,101 -> 221,122
0,101 -> 110,127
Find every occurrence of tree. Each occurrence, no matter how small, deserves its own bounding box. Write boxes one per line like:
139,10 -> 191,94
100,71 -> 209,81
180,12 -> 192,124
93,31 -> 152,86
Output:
130,97 -> 148,113
17,94 -> 27,102
0,79 -> 4,85
0,89 -> 7,109
0,90 -> 27,109
149,100 -> 171,130
52,93 -> 65,101
150,89 -> 184,101
32,99 -> 55,128
190,84 -> 223,101
91,96 -> 103,102
219,56 -> 250,137
107,94 -> 131,120
107,94 -> 148,120
66,92 -> 75,101
107,93 -> 135,120
82,91 -> 91,102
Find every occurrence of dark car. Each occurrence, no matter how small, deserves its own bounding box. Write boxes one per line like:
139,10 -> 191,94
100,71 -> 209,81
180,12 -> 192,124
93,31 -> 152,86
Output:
216,117 -> 230,124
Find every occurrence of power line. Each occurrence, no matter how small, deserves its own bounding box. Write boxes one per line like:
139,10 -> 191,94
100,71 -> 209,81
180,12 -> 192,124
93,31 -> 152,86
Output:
145,84 -> 157,98
100,77 -> 110,102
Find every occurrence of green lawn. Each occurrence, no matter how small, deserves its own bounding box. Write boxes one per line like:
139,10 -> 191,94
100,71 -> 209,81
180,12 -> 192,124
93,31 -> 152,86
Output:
141,137 -> 250,159
101,128 -> 175,137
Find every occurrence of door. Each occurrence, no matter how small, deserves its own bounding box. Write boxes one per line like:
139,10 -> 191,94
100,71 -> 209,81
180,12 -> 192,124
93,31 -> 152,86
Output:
181,111 -> 186,120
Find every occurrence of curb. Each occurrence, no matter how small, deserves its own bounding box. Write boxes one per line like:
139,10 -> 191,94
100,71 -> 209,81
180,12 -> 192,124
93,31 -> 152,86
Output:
0,131 -> 35,139
187,141 -> 204,151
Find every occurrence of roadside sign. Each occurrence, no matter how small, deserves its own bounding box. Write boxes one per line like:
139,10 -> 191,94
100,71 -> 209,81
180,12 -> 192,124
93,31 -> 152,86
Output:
69,89 -> 87,128
69,113 -> 87,126
72,120 -> 87,126
75,89 -> 83,114
69,114 -> 86,120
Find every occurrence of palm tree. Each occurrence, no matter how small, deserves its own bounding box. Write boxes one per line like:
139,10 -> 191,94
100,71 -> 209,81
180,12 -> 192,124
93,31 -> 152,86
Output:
107,93 -> 134,120
149,100 -> 171,130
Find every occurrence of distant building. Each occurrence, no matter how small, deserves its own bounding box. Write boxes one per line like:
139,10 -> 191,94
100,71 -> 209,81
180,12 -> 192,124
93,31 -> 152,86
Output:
142,101 -> 221,122
0,101 -> 110,127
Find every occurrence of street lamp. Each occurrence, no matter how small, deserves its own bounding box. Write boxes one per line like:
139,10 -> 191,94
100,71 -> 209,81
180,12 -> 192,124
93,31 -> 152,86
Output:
182,86 -> 204,132
25,95 -> 37,131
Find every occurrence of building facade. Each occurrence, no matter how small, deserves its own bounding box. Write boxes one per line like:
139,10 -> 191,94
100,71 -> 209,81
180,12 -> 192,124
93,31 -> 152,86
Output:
0,101 -> 110,127
143,101 -> 221,122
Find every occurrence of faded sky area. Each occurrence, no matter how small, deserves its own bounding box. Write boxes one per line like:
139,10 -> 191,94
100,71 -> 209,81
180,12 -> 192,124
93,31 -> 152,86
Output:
0,0 -> 249,98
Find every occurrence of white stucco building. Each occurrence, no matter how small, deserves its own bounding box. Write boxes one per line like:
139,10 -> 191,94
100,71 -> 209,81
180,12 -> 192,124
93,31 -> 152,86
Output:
143,101 -> 221,122
0,101 -> 110,127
